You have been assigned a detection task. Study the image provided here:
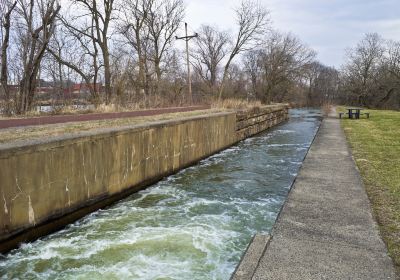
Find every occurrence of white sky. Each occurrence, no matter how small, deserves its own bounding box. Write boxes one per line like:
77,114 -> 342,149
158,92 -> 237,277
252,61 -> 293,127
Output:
184,0 -> 400,68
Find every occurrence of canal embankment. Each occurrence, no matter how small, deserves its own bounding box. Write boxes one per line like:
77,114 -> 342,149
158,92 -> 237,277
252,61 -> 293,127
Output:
0,104 -> 288,253
232,110 -> 396,279
0,108 -> 319,279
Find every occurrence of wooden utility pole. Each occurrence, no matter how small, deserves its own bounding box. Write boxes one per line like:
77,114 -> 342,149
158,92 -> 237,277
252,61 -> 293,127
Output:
176,22 -> 198,105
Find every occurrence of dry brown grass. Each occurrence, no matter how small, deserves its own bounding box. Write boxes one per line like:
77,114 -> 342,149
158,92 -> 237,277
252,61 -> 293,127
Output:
321,102 -> 333,116
211,98 -> 263,110
51,103 -> 121,115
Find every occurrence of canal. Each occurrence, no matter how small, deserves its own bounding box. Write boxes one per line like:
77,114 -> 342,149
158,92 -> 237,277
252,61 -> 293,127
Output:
0,109 -> 321,280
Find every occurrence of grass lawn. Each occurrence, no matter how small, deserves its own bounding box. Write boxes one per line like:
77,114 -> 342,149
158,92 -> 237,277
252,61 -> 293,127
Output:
339,107 -> 400,273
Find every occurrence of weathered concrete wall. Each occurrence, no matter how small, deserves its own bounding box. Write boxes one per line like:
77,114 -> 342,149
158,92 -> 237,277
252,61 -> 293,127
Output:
0,105 -> 288,252
236,105 -> 289,141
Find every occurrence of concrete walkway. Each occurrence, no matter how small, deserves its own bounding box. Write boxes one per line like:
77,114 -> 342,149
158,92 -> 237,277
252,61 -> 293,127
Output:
235,113 -> 397,279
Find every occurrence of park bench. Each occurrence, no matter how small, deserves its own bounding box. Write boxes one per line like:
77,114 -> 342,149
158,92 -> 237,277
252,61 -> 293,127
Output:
360,112 -> 370,118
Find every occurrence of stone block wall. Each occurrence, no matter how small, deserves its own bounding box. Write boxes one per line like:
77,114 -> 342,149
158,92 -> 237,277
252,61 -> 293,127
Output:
236,105 -> 289,140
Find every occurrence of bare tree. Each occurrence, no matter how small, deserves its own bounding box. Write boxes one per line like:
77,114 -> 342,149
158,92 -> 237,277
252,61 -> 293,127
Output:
374,40 -> 400,108
192,25 -> 230,95
15,0 -> 60,113
0,0 -> 341,113
258,32 -> 316,102
119,0 -> 153,96
60,0 -> 115,104
342,33 -> 384,106
339,33 -> 400,109
47,23 -> 102,103
218,0 -> 270,100
164,49 -> 185,102
243,49 -> 262,99
306,61 -> 324,104
146,0 -> 184,83
307,61 -> 339,106
0,0 -> 17,114
108,45 -> 139,104
223,62 -> 248,99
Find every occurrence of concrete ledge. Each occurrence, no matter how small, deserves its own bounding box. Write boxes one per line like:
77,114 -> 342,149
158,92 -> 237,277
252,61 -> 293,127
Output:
0,112 -> 235,157
0,105 -> 289,253
231,234 -> 270,280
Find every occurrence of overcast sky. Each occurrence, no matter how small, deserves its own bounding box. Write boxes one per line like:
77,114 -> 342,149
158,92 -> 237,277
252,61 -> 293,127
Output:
184,0 -> 400,68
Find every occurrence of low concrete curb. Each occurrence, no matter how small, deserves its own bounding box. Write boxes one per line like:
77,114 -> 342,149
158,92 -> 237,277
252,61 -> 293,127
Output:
231,234 -> 270,280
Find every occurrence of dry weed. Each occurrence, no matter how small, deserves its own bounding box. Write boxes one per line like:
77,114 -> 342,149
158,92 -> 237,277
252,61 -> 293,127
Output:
321,102 -> 333,116
211,98 -> 263,110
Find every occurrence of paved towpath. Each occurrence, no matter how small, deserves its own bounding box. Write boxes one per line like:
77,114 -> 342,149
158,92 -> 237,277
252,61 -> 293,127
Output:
0,105 -> 209,129
235,110 -> 397,279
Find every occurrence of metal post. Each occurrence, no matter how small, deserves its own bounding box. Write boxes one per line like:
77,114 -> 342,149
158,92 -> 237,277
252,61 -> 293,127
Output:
176,23 -> 198,106
185,23 -> 192,105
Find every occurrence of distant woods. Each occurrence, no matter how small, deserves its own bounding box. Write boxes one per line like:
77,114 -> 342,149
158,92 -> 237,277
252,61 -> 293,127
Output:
341,33 -> 400,109
0,0 -> 398,115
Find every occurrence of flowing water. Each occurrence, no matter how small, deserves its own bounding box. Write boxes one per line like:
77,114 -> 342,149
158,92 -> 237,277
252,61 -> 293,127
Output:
0,109 -> 321,280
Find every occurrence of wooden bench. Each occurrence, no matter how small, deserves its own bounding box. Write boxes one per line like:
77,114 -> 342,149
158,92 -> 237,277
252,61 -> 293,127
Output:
361,112 -> 370,118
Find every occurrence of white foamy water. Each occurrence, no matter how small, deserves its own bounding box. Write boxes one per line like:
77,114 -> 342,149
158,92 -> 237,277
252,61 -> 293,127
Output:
0,109 -> 321,280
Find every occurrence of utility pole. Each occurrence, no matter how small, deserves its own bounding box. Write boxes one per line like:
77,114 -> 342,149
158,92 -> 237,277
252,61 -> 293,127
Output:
176,22 -> 198,105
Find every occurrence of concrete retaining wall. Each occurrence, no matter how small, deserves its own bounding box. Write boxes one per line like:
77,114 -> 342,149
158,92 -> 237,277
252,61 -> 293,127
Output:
0,105 -> 288,252
236,106 -> 289,140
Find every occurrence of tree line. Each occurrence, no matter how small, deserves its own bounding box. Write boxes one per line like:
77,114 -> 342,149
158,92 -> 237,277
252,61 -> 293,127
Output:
340,33 -> 400,109
1,0 -> 397,115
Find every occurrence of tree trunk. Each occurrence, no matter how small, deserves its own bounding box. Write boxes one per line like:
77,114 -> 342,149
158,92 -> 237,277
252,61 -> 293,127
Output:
155,57 -> 161,82
1,1 -> 17,115
103,46 -> 112,104
218,64 -> 230,101
136,29 -> 147,97
218,53 -> 235,101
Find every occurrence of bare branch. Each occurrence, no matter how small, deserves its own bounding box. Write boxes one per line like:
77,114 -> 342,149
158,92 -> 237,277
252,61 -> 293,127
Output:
218,0 -> 270,99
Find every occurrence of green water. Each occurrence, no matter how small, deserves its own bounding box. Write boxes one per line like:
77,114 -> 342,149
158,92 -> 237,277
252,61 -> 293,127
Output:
0,109 -> 321,280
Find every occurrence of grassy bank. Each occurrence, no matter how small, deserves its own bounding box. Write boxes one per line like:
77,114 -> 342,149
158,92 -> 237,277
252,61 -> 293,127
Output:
340,107 -> 400,272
